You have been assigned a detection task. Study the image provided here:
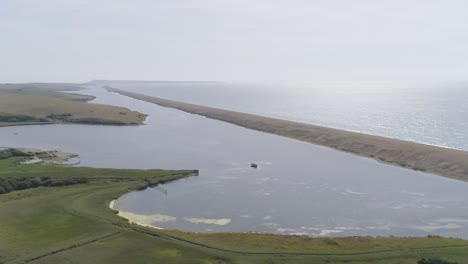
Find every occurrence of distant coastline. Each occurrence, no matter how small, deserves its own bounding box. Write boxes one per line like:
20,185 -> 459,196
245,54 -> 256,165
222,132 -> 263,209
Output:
107,86 -> 468,182
85,80 -> 223,86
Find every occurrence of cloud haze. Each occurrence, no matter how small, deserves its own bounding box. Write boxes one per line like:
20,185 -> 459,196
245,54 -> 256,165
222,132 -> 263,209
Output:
1,0 -> 467,86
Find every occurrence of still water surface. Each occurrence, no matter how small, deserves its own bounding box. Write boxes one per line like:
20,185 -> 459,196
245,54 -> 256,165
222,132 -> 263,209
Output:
112,83 -> 468,151
1,87 -> 468,238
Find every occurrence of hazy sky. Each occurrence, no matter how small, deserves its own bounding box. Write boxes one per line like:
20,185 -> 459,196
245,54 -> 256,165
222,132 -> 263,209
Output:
1,0 -> 468,86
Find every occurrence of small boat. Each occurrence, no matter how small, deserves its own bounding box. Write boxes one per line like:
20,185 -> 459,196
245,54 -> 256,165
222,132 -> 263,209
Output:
251,163 -> 258,169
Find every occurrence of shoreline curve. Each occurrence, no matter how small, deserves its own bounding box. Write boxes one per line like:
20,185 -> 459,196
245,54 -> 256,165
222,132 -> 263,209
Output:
106,86 -> 468,183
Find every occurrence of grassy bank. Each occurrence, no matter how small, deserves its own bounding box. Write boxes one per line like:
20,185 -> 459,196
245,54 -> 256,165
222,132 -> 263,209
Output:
0,85 -> 146,127
1,149 -> 468,264
106,87 -> 468,183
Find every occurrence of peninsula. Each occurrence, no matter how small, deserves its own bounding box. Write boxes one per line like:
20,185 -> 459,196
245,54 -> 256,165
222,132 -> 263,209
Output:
0,85 -> 146,127
1,148 -> 467,263
106,87 -> 468,182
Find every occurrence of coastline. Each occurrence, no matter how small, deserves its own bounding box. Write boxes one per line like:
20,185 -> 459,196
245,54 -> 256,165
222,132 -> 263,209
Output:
0,87 -> 147,127
106,87 -> 468,182
3,150 -> 468,262
109,200 -> 164,230
0,147 -> 79,164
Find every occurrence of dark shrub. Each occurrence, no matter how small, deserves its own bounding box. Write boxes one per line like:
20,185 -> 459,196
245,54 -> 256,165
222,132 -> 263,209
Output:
29,178 -> 42,188
15,181 -> 31,190
418,258 -> 458,264
0,176 -> 88,195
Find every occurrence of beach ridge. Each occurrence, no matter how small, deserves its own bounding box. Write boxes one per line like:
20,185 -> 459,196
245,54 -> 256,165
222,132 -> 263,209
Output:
106,87 -> 468,182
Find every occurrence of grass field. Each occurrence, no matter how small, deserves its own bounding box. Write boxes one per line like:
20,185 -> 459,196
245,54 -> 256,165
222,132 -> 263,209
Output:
0,149 -> 467,264
0,86 -> 146,127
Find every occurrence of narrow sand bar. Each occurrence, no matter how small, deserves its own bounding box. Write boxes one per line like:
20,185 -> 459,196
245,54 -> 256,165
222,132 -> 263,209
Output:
107,87 -> 468,182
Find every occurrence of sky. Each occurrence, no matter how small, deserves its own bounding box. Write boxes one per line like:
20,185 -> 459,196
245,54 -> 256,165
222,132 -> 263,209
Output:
1,0 -> 468,86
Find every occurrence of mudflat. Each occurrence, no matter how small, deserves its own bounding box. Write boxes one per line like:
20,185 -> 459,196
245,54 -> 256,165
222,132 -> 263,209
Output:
107,87 -> 468,182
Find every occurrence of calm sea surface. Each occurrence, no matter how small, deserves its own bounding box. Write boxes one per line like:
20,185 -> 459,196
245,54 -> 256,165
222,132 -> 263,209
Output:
112,83 -> 468,151
1,87 -> 468,238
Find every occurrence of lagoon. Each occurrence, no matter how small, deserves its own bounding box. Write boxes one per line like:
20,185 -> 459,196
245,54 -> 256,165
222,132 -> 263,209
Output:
2,87 -> 468,238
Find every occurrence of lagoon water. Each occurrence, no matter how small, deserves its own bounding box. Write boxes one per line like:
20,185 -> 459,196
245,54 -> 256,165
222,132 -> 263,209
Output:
112,83 -> 468,151
2,87 -> 468,238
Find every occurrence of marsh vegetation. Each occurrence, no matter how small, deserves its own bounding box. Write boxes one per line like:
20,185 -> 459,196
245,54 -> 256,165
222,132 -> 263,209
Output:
0,85 -> 146,127
0,148 -> 467,264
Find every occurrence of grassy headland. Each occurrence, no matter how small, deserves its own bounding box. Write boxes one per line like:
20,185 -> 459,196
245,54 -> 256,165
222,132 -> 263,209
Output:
0,149 -> 468,264
0,83 -> 85,92
0,148 -> 203,263
0,85 -> 146,127
106,87 -> 468,182
1,148 -> 467,264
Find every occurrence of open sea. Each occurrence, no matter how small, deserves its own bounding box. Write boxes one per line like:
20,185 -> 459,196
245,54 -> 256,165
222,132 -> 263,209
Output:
112,82 -> 468,151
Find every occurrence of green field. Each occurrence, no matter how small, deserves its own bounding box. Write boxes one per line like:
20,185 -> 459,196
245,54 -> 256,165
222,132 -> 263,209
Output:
0,149 -> 467,264
0,85 -> 146,127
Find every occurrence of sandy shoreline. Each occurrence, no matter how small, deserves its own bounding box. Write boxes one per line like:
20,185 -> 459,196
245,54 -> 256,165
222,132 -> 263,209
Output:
109,200 -> 164,229
107,87 -> 468,182
1,147 -> 79,165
